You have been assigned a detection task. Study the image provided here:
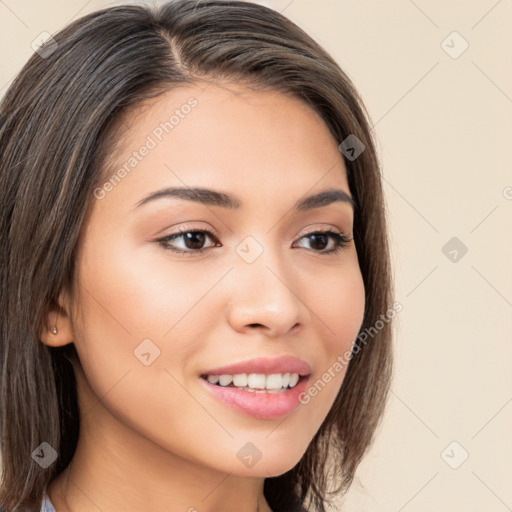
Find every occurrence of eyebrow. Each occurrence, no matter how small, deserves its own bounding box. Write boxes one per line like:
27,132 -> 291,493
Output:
134,186 -> 355,212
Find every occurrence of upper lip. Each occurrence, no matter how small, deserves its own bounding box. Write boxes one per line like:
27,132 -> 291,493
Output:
201,356 -> 312,377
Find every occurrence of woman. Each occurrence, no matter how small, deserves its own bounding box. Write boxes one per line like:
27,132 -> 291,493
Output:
0,1 -> 394,511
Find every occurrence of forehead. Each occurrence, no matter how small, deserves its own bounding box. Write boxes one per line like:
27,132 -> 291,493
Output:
98,82 -> 350,211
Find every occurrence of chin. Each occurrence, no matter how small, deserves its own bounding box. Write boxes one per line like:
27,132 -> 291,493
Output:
229,450 -> 306,478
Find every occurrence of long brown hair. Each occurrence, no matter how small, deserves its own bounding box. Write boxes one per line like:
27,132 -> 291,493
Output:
0,1 -> 393,511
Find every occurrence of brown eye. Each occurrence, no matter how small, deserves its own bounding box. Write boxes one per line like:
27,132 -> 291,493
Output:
157,229 -> 219,254
294,230 -> 352,254
307,233 -> 329,251
181,231 -> 207,250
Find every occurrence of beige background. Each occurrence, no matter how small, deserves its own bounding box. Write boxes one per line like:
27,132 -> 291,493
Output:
1,1 -> 511,510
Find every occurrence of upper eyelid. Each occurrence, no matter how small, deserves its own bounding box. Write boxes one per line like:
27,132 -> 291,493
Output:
158,225 -> 348,239
157,227 -> 351,247
164,226 -> 220,241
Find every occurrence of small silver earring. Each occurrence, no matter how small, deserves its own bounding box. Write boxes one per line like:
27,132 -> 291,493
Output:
52,326 -> 58,334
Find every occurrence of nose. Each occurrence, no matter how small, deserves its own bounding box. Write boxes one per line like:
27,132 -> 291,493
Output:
225,247 -> 305,337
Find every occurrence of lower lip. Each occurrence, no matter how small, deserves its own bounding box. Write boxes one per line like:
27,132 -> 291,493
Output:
199,376 -> 310,419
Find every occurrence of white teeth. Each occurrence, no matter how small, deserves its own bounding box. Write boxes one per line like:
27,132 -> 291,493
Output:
232,374 -> 248,387
218,374 -> 233,386
289,373 -> 299,387
265,373 -> 283,390
207,375 -> 219,384
247,373 -> 266,389
205,372 -> 301,390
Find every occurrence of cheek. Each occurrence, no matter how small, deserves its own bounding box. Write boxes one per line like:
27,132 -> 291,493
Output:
317,261 -> 366,353
70,243 -> 210,455
76,230 -> 212,337
70,237 -> 169,392
70,231 -> 223,397
296,263 -> 365,421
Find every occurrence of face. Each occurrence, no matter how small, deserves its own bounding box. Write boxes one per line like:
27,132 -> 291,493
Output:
65,82 -> 365,477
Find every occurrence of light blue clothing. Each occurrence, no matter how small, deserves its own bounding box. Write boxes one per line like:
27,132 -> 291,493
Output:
41,493 -> 56,512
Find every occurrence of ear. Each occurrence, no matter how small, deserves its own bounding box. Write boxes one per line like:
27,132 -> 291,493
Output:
39,289 -> 75,347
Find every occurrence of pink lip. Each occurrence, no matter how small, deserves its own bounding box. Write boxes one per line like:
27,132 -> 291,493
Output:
199,374 -> 310,419
201,356 -> 312,377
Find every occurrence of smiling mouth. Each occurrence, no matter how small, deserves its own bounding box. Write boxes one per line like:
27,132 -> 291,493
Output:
200,372 -> 307,393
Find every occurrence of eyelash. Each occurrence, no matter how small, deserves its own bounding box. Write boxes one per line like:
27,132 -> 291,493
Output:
155,227 -> 352,256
